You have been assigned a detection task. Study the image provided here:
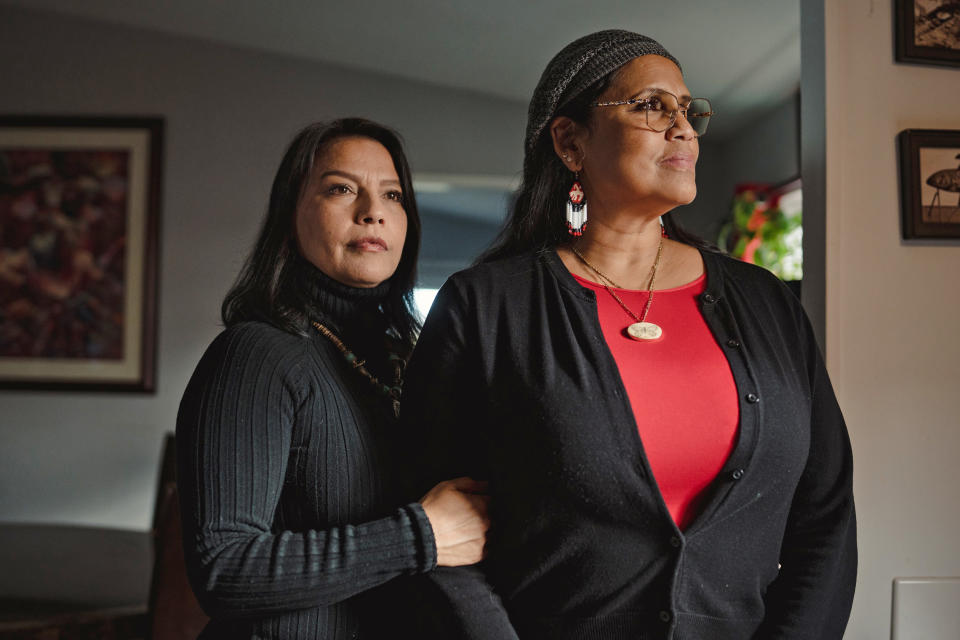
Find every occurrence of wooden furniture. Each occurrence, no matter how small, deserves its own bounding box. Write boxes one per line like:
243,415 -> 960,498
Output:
146,434 -> 208,640
0,433 -> 208,640
0,524 -> 150,639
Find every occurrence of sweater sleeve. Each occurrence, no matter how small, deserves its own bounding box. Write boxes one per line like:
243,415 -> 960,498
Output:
401,282 -> 521,639
756,305 -> 857,639
175,323 -> 437,619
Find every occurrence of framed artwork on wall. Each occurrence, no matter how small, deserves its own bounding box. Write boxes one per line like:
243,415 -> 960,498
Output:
895,0 -> 960,67
897,129 -> 960,240
0,116 -> 163,391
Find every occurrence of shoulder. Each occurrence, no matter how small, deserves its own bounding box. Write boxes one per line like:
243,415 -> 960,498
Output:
416,252 -> 547,344
440,251 -> 553,303
705,250 -> 816,347
708,251 -> 801,306
209,320 -> 308,359
190,321 -> 313,392
448,252 -> 543,286
708,250 -> 781,285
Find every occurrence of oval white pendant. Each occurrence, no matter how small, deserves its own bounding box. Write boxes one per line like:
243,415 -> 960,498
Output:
627,321 -> 663,341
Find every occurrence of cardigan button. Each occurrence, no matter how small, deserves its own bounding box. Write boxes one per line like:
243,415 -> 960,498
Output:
731,468 -> 745,481
669,535 -> 682,548
726,338 -> 741,348
746,393 -> 760,404
702,293 -> 716,304
659,610 -> 672,623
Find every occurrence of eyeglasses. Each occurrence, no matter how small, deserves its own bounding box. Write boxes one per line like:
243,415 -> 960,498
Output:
591,90 -> 714,137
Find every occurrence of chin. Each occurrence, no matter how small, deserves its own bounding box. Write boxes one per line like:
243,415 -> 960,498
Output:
679,188 -> 697,205
334,254 -> 399,288
350,274 -> 391,288
659,185 -> 696,208
652,173 -> 696,204
351,267 -> 398,289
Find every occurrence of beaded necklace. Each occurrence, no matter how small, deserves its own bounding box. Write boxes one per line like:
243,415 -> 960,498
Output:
311,321 -> 405,418
572,236 -> 665,341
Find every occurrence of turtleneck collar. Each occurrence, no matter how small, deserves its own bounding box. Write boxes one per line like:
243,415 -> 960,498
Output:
295,255 -> 391,335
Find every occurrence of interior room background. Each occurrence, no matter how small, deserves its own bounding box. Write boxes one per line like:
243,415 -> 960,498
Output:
0,2 -> 957,638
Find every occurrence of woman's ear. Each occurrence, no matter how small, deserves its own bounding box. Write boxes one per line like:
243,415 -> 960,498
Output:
550,116 -> 584,172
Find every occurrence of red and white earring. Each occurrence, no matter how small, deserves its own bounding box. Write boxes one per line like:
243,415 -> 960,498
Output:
566,172 -> 587,236
659,216 -> 668,238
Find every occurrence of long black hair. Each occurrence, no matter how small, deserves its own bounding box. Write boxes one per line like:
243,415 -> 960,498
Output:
221,118 -> 422,348
479,69 -> 715,263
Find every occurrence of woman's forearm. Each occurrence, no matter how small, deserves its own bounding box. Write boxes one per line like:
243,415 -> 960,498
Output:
187,503 -> 437,617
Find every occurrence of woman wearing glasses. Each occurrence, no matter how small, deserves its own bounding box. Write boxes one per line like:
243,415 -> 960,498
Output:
403,31 -> 856,639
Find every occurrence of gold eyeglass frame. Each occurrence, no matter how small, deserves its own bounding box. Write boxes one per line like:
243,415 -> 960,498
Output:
590,90 -> 715,135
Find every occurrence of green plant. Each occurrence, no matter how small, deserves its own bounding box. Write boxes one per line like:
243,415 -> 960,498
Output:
718,183 -> 802,281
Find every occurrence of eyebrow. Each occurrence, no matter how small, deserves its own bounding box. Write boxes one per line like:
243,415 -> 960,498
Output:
317,170 -> 401,187
629,87 -> 694,102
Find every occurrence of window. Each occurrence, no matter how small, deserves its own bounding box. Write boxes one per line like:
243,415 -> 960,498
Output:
413,288 -> 439,321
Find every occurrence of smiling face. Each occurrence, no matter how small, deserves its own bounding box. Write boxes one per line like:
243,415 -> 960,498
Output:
294,136 -> 408,288
573,55 -> 699,216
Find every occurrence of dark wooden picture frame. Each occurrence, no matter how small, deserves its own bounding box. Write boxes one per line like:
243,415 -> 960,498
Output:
0,116 -> 163,391
898,128 -> 960,239
895,0 -> 960,67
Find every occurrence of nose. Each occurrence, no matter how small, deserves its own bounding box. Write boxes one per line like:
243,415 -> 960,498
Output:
356,192 -> 386,225
666,108 -> 698,141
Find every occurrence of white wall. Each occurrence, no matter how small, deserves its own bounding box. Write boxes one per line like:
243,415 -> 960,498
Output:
0,7 -> 526,530
820,1 -> 960,638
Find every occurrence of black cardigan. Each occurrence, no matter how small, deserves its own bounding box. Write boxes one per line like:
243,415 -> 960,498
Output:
176,271 -> 437,639
400,248 -> 856,640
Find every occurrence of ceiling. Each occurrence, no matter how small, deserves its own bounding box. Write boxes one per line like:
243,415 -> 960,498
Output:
1,1 -> 801,227
0,0 -> 801,139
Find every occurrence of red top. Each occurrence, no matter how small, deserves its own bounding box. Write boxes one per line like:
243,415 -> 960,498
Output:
573,272 -> 740,530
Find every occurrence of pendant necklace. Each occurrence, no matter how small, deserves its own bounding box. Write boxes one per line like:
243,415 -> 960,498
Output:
312,321 -> 405,418
572,236 -> 665,342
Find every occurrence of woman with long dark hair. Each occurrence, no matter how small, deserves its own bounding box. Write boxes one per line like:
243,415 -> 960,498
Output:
403,32 -> 856,639
177,118 -> 489,639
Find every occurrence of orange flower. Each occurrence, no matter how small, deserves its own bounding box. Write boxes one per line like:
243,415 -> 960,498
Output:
746,207 -> 767,232
742,235 -> 763,263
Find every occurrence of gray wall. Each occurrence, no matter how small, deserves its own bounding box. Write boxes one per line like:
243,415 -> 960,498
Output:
0,5 -> 800,532
0,6 -> 525,530
719,93 -> 801,191
419,211 -> 501,287
679,93 -> 800,243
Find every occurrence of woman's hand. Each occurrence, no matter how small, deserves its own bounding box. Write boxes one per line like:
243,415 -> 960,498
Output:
420,477 -> 490,567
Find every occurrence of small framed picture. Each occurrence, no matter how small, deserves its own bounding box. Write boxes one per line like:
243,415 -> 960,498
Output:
0,116 -> 163,391
895,0 -> 960,67
897,129 -> 960,239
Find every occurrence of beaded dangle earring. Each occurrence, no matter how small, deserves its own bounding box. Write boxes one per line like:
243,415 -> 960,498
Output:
566,172 -> 587,236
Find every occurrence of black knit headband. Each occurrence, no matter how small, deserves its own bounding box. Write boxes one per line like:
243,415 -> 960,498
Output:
524,30 -> 681,155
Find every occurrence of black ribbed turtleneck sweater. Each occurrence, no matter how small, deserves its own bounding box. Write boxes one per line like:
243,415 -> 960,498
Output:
176,261 -> 437,639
